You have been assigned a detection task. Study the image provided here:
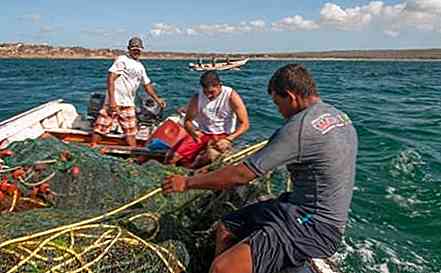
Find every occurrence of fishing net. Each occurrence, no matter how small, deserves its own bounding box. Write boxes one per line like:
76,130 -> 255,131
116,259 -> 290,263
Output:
0,138 -> 276,273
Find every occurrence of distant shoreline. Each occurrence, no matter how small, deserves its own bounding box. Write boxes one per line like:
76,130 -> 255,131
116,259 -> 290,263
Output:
2,56 -> 441,62
1,42 -> 441,60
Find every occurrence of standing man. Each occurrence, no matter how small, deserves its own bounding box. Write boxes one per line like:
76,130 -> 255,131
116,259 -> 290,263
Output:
91,37 -> 166,147
163,64 -> 358,273
166,71 -> 249,168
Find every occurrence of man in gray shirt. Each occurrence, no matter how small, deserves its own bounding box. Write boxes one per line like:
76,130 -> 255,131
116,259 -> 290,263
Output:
162,64 -> 358,273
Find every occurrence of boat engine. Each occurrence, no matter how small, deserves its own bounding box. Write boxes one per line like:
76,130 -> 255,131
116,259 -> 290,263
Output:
87,92 -> 105,120
136,97 -> 163,126
87,92 -> 162,126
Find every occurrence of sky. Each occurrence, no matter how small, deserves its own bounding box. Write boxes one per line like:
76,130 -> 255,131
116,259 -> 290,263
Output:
1,0 -> 440,53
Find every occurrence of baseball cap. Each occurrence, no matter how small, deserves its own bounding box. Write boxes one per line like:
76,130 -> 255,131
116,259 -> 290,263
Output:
128,37 -> 144,50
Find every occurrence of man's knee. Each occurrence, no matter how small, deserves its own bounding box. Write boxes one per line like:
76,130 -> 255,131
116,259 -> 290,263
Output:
210,256 -> 229,273
210,243 -> 252,273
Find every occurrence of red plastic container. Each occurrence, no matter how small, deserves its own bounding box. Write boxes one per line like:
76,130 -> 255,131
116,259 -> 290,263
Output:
148,119 -> 189,148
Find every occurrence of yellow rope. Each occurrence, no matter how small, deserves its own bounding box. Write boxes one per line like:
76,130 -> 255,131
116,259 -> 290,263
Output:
74,233 -> 140,245
0,187 -> 167,273
6,229 -> 72,273
222,140 -> 268,163
128,213 -> 161,241
0,187 -> 162,248
1,248 -> 40,269
68,227 -> 122,273
8,189 -> 19,212
127,231 -> 186,273
46,242 -> 91,271
6,224 -> 113,272
0,166 -> 21,173
17,245 -> 63,262
44,226 -> 116,273
20,197 -> 48,207
19,172 -> 56,187
46,243 -> 92,273
0,142 -> 269,272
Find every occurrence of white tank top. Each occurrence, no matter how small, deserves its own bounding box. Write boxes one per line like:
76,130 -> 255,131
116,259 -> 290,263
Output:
196,86 -> 237,134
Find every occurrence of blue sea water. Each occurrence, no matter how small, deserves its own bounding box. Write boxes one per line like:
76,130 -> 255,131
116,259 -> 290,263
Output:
0,59 -> 440,273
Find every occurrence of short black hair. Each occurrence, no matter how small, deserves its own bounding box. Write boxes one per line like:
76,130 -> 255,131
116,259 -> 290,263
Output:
268,64 -> 319,98
200,71 -> 221,88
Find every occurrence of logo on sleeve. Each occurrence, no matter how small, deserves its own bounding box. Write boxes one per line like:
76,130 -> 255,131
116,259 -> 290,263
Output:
311,113 -> 352,135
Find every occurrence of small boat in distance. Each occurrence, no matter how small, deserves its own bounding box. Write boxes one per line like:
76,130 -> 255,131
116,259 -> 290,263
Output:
189,57 -> 249,71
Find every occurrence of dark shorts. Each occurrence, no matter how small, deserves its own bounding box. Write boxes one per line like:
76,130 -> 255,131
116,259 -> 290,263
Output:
222,197 -> 342,273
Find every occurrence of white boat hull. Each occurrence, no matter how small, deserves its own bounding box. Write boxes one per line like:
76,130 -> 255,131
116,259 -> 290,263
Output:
0,100 -> 155,149
189,58 -> 249,71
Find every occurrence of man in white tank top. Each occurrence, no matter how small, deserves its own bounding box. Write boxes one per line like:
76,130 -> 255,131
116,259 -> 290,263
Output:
166,71 -> 249,168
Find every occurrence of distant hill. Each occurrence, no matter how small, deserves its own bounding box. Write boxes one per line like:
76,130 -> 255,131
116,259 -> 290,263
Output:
1,43 -> 441,60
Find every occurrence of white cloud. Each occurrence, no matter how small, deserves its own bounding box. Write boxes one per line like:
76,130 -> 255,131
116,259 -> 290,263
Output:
39,26 -> 58,34
384,29 -> 400,37
382,3 -> 407,18
188,23 -> 251,35
382,1 -> 441,32
318,1 -> 441,33
249,20 -> 266,28
272,15 -> 319,31
406,0 -> 441,14
189,24 -> 236,35
146,1 -> 441,39
150,20 -> 267,37
185,28 -> 197,36
365,1 -> 385,15
81,28 -> 127,38
149,23 -> 182,36
319,3 -> 375,30
18,14 -> 41,23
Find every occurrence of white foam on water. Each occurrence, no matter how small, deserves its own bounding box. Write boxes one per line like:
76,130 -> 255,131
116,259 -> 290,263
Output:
378,263 -> 390,273
355,240 -> 376,264
385,186 -> 423,213
390,149 -> 425,178
336,234 -> 432,273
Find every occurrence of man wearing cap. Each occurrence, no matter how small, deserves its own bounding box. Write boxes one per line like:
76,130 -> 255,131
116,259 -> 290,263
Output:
91,37 -> 166,147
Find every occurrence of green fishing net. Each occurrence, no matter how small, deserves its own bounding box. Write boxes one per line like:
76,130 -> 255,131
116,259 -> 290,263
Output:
0,138 -> 276,273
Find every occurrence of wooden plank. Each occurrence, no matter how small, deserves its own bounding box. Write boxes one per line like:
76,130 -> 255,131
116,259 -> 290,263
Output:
94,144 -> 165,157
45,131 -> 148,147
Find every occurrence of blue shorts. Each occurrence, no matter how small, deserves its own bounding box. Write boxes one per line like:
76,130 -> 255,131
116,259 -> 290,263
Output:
222,197 -> 342,273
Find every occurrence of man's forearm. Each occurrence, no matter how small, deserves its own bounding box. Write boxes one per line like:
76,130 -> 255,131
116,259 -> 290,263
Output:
186,163 -> 256,191
144,84 -> 161,103
227,123 -> 249,141
107,75 -> 116,106
184,120 -> 199,139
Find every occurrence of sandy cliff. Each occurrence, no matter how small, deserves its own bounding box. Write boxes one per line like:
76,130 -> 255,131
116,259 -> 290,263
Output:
1,43 -> 441,60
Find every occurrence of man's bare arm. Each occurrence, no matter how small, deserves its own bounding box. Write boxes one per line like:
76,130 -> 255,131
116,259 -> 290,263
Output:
162,163 -> 257,193
183,95 -> 201,140
107,72 -> 120,109
144,83 -> 166,108
226,90 -> 249,141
